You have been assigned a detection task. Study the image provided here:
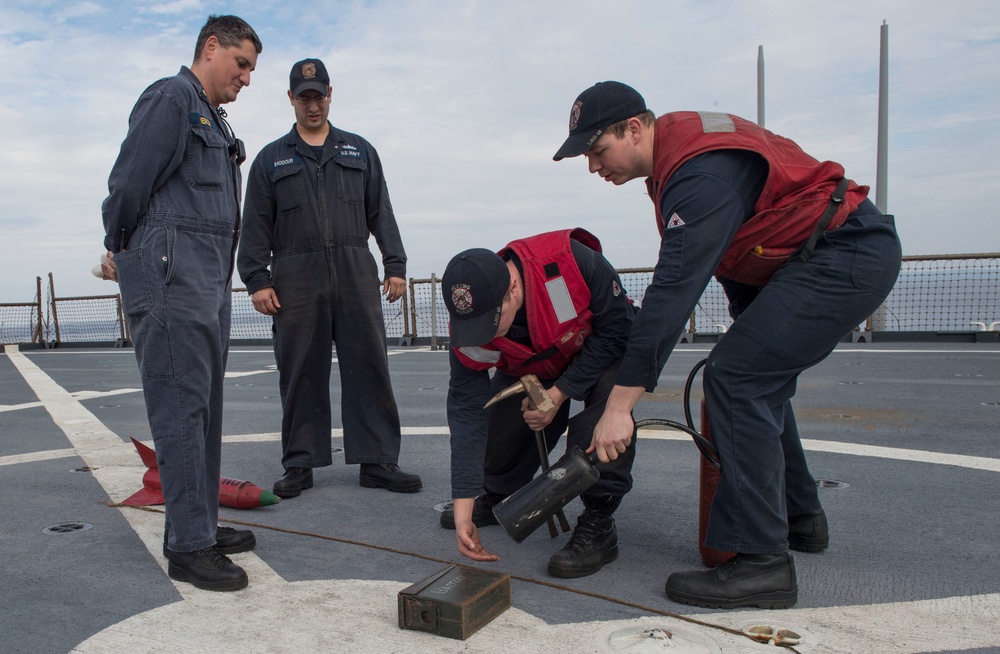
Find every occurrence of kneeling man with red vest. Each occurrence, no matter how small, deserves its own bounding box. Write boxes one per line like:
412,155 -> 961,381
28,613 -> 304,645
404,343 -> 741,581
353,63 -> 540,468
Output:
441,228 -> 635,578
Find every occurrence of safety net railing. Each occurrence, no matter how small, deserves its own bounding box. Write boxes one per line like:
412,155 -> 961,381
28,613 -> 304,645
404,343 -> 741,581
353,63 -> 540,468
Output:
3,254 -> 997,346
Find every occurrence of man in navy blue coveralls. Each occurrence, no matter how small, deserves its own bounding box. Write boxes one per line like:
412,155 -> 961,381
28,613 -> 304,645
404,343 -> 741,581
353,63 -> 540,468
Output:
555,82 -> 902,609
101,15 -> 261,592
238,58 -> 421,498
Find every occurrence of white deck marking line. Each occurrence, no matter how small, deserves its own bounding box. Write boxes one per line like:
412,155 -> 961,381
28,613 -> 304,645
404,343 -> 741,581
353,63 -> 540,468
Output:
1,388 -> 141,413
5,421 -> 996,474
4,348 -> 283,600
639,428 -> 1000,472
8,348 -> 1000,652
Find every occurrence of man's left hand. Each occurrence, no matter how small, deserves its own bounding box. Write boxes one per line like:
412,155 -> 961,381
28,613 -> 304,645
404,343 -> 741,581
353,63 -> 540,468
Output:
383,276 -> 406,303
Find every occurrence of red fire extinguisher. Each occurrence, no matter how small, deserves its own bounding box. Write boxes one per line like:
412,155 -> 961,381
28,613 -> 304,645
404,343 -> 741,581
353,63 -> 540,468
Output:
698,398 -> 735,567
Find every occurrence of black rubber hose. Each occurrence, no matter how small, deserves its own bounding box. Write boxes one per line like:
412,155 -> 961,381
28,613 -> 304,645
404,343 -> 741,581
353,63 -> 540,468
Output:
634,358 -> 720,468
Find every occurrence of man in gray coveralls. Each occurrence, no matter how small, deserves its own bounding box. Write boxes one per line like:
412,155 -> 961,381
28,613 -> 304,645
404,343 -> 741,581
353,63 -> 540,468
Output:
101,15 -> 262,591
238,58 -> 421,498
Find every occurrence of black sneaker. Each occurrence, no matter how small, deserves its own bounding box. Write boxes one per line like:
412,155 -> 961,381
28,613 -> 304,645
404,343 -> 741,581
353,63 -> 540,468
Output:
359,463 -> 422,493
547,507 -> 619,578
788,509 -> 829,552
439,492 -> 504,530
215,526 -> 256,555
166,547 -> 248,592
273,467 -> 313,498
163,526 -> 256,557
665,552 -> 798,609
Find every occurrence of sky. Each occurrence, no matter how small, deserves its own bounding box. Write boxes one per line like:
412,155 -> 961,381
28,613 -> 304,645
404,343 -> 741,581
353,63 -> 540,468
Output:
1,0 -> 998,302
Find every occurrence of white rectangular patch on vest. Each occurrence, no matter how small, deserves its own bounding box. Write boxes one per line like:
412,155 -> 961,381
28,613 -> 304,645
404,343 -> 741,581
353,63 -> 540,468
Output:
698,112 -> 736,133
458,347 -> 501,365
545,277 -> 578,324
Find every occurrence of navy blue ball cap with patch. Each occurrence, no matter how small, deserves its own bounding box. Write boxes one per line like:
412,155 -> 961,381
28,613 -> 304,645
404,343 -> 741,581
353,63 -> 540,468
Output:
290,58 -> 330,97
553,81 -> 646,161
442,248 -> 511,348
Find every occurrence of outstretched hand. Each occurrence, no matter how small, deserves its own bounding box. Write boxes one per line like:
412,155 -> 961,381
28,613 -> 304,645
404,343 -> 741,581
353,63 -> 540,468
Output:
456,522 -> 500,562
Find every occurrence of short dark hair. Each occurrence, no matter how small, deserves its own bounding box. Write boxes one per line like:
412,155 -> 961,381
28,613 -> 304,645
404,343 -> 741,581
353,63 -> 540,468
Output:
606,110 -> 656,138
193,15 -> 262,62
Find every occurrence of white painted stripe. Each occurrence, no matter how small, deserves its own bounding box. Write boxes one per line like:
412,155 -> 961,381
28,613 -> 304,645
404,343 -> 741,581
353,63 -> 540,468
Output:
0,448 -> 77,466
0,400 -> 42,412
2,388 -> 140,413
4,417 -> 993,475
800,438 -> 1000,472
637,428 -> 1000,472
8,348 -> 1000,653
4,348 -> 271,603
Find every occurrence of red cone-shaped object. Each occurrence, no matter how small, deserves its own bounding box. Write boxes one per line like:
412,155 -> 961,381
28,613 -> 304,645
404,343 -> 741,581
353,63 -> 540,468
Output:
122,438 -> 280,509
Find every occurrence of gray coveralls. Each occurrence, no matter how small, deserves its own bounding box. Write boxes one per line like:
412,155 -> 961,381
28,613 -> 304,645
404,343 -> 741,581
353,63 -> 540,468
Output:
102,67 -> 241,553
238,124 -> 406,468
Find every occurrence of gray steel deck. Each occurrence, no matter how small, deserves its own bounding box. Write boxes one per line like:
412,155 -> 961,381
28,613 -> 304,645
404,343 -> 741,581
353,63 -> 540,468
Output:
2,343 -> 998,653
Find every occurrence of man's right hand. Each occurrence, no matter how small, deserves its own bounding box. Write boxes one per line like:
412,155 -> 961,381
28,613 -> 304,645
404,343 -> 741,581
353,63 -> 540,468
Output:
453,497 -> 500,562
101,251 -> 118,282
251,287 -> 281,315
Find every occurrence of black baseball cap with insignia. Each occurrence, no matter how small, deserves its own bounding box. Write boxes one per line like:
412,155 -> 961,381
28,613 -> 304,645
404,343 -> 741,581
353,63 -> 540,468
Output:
553,81 -> 646,161
290,58 -> 330,96
442,249 -> 511,347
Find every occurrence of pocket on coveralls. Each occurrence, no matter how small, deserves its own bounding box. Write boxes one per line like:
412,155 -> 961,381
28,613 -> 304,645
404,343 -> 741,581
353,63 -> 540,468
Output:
333,155 -> 367,205
115,249 -> 153,318
270,163 -> 307,214
185,122 -> 228,191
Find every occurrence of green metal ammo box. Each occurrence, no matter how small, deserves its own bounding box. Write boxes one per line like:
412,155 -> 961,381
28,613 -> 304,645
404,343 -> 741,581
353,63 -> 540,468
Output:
398,564 -> 511,640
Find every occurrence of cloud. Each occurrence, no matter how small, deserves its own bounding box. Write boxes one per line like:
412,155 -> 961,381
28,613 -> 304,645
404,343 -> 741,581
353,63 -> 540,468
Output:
1,0 -> 998,301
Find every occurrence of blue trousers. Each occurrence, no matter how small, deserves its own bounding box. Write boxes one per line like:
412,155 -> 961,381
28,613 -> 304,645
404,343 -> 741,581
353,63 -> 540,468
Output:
483,357 -> 636,504
117,221 -> 233,553
271,247 -> 401,468
703,204 -> 901,553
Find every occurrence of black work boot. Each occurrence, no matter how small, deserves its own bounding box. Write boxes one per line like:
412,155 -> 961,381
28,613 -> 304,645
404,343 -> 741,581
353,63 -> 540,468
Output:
439,492 -> 505,529
547,496 -> 621,579
665,552 -> 798,609
273,467 -> 313,498
215,526 -> 256,555
359,463 -> 423,493
163,526 -> 256,557
787,508 -> 829,553
166,546 -> 249,592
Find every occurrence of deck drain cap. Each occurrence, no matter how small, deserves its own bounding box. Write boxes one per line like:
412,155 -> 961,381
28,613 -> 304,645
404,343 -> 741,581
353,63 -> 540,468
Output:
43,522 -> 93,535
607,625 -> 721,653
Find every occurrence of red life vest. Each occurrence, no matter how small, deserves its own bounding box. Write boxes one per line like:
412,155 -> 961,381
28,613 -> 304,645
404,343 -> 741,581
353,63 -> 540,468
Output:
645,112 -> 870,285
453,228 -> 599,379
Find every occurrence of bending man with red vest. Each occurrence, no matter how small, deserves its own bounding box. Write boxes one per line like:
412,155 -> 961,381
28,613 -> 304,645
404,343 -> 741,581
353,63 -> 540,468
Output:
554,82 -> 901,608
441,228 -> 635,578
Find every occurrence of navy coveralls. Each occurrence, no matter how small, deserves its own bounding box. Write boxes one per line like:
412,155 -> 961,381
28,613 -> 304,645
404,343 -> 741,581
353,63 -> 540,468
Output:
447,241 -> 636,507
238,124 -> 406,468
102,67 -> 241,553
619,150 -> 902,554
